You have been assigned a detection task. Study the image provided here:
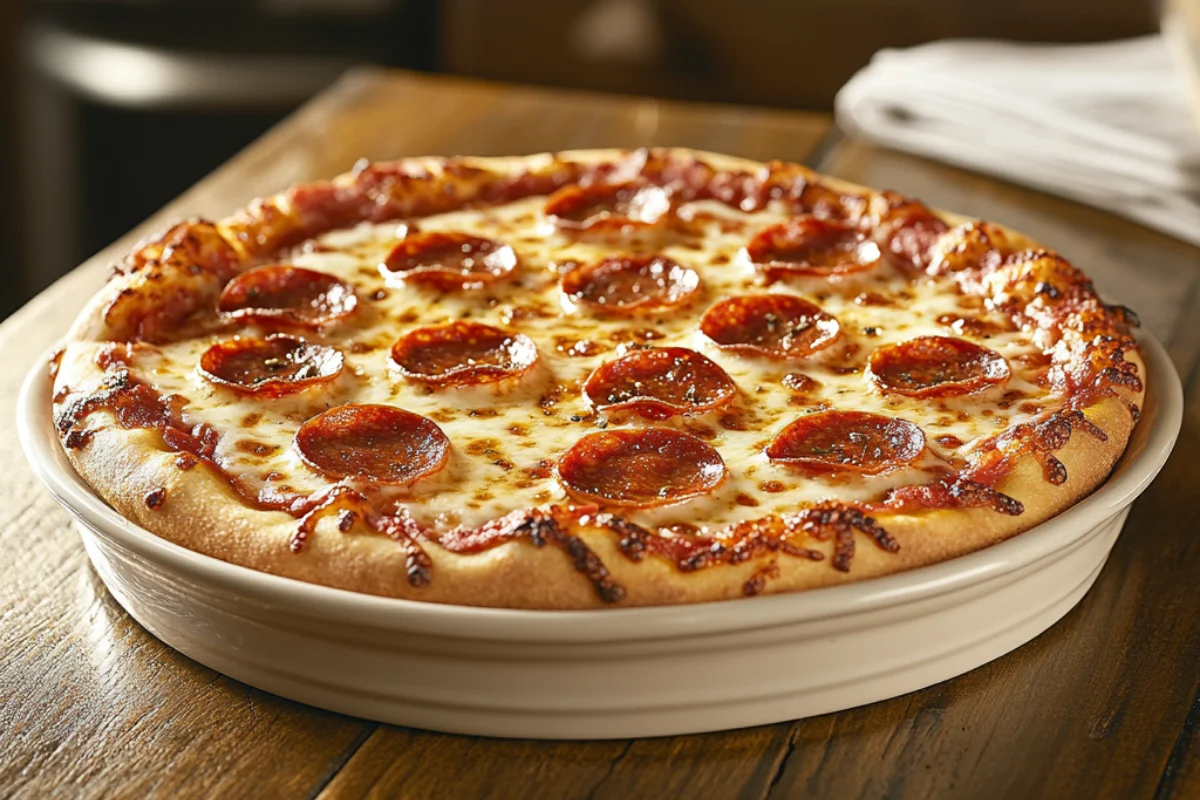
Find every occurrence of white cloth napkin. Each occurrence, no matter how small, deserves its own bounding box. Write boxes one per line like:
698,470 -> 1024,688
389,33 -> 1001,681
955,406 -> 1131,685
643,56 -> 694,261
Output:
835,35 -> 1200,246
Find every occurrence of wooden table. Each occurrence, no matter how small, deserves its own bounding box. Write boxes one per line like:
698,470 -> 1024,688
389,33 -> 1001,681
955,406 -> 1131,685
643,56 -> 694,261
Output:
4,69 -> 1200,799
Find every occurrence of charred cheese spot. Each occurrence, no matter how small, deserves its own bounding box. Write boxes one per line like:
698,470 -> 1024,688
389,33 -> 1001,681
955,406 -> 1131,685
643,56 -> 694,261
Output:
235,439 -> 279,457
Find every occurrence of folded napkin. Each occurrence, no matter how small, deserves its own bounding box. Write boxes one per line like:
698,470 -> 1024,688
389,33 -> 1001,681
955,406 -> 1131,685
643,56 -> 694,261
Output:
835,35 -> 1200,246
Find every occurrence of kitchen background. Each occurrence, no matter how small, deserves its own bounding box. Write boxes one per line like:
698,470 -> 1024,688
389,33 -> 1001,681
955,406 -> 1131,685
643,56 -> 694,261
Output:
0,0 -> 1162,319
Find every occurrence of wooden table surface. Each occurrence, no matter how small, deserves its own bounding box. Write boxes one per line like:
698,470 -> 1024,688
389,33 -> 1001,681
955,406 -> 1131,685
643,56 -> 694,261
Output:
4,69 -> 1200,800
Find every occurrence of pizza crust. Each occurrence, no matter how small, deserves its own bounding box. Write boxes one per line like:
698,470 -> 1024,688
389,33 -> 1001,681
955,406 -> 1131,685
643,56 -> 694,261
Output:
63,149 -> 772,345
55,336 -> 1144,611
53,148 -> 1147,609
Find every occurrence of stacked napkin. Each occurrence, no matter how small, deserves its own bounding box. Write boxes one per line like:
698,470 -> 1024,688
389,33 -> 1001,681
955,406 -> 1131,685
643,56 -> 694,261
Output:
835,35 -> 1200,246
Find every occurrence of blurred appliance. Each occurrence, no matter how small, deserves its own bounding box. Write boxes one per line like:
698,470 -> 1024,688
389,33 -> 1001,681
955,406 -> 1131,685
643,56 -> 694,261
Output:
19,0 -> 433,296
441,0 -> 1158,112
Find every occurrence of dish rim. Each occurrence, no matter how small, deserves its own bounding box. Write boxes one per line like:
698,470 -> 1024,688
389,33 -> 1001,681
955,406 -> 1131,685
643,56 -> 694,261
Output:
19,331 -> 1183,644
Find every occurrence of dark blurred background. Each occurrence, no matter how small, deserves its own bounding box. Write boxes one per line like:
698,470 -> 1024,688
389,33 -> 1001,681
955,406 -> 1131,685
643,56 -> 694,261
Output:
0,0 -> 1160,318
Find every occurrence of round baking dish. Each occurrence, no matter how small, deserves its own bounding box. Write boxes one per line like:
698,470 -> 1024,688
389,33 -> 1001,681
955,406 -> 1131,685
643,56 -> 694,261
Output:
19,332 -> 1182,740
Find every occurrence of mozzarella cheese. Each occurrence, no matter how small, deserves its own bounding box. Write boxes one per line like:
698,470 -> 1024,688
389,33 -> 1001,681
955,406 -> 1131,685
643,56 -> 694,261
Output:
127,196 -> 1060,534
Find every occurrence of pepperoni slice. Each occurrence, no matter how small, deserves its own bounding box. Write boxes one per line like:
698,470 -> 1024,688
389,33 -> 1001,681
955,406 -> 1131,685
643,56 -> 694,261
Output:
867,336 -> 1011,397
557,428 -> 726,508
544,181 -> 671,232
876,196 -> 949,270
294,404 -> 450,485
390,321 -> 538,387
561,255 -> 700,316
218,266 -> 358,327
583,348 -> 736,420
747,218 -> 881,280
381,232 -> 517,289
766,411 -> 925,475
795,181 -> 869,223
700,294 -> 840,360
198,335 -> 343,396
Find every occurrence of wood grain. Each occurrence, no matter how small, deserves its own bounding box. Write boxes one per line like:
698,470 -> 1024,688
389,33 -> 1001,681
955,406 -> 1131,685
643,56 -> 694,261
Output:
316,725 -> 794,799
0,69 -> 830,799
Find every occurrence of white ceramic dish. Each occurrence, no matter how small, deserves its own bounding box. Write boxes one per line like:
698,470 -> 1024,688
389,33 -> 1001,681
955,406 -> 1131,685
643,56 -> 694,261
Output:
19,333 -> 1182,740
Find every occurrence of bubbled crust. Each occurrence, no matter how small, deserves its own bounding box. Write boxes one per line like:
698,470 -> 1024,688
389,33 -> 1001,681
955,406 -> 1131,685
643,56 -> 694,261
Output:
67,148 -> 785,344
53,148 -> 1146,609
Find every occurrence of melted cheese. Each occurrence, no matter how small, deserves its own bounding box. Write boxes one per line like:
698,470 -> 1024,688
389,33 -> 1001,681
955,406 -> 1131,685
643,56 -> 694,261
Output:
128,196 -> 1061,535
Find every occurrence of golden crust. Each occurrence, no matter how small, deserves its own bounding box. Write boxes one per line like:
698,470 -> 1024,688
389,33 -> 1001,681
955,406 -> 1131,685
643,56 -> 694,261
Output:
53,148 -> 1146,609
55,374 -> 1140,609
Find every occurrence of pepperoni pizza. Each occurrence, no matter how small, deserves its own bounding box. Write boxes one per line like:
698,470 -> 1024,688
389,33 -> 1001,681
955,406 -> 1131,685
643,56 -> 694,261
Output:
51,149 -> 1145,609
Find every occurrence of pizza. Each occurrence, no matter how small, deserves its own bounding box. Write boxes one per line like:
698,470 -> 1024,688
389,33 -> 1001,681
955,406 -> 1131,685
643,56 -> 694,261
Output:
50,148 -> 1145,609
